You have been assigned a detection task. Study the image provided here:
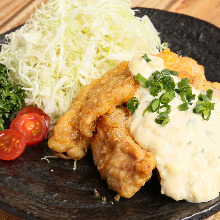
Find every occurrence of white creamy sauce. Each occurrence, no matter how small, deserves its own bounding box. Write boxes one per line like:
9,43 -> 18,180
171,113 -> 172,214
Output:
129,54 -> 220,203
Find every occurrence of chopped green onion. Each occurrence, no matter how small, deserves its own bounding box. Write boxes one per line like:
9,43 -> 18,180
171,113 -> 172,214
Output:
127,97 -> 140,115
142,108 -> 148,117
142,54 -> 151,63
155,112 -> 170,126
158,104 -> 171,114
136,67 -> 215,125
160,90 -> 175,104
193,102 -> 204,113
147,99 -> 160,113
186,94 -> 195,102
149,83 -> 164,96
177,78 -> 190,88
135,73 -> 148,88
193,93 -> 215,121
161,76 -> 176,90
198,93 -> 209,102
148,71 -> 162,85
178,102 -> 189,111
206,89 -> 213,100
170,70 -> 178,76
177,78 -> 195,103
174,88 -> 180,94
161,69 -> 170,76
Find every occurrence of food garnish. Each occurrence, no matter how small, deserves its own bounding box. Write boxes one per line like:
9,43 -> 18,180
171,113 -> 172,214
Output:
0,129 -> 26,160
128,69 -> 215,124
0,0 -> 163,127
193,91 -> 215,121
142,54 -> 151,63
0,64 -> 25,131
10,113 -> 48,146
0,107 -> 50,160
17,107 -> 50,130
127,97 -> 140,115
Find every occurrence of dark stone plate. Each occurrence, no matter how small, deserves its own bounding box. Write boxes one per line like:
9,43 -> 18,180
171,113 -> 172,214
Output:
0,8 -> 220,220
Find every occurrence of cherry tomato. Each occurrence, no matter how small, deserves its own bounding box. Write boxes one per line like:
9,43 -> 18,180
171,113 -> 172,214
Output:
17,107 -> 50,131
10,113 -> 47,146
0,129 -> 26,160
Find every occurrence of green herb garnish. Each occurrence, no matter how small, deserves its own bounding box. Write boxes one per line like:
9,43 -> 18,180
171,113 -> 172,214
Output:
149,83 -> 164,96
155,112 -> 170,126
193,92 -> 214,121
127,97 -> 140,115
158,104 -> 171,114
178,102 -> 189,111
134,67 -> 215,126
160,90 -> 175,104
145,99 -> 160,113
206,89 -> 213,100
0,64 -> 25,131
170,70 -> 178,76
142,54 -> 151,63
135,73 -> 148,88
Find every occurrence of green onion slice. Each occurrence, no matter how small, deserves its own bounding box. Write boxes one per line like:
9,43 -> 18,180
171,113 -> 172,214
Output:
127,97 -> 140,115
158,104 -> 171,114
177,78 -> 190,88
193,94 -> 215,121
161,69 -> 170,76
149,83 -> 164,96
160,90 -> 175,104
170,70 -> 178,76
147,99 -> 160,113
135,73 -> 148,88
142,54 -> 151,63
178,102 -> 189,111
206,89 -> 213,100
155,112 -> 170,126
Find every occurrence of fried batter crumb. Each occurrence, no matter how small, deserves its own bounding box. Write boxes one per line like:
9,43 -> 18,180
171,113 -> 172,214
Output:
94,189 -> 101,199
114,194 -> 120,202
101,197 -> 107,203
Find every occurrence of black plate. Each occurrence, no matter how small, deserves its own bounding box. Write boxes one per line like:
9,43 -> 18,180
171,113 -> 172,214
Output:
0,8 -> 220,220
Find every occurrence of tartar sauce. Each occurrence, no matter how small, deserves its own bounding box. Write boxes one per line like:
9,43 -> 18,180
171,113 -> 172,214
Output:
129,54 -> 220,203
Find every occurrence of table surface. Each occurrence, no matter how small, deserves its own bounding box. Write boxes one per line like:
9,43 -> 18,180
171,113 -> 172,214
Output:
0,0 -> 219,219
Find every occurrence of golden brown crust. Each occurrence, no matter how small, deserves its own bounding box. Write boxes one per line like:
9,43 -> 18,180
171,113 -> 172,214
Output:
157,48 -> 211,90
48,62 -> 138,160
157,49 -> 220,99
91,107 -> 156,198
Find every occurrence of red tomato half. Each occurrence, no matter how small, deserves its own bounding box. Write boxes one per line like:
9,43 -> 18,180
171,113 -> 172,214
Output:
10,113 -> 47,146
0,129 -> 26,160
17,107 -> 50,131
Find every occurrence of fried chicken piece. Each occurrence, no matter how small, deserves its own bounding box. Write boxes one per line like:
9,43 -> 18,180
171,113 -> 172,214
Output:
48,61 -> 138,160
91,107 -> 156,198
157,49 -> 220,99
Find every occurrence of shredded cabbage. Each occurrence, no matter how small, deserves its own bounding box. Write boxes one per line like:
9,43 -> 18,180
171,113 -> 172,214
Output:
0,0 -> 163,127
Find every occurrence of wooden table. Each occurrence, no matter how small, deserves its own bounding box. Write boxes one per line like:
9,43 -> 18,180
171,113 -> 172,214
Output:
0,0 -> 219,219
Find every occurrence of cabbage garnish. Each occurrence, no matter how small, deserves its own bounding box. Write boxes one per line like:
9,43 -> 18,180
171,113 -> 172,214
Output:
0,0 -> 163,127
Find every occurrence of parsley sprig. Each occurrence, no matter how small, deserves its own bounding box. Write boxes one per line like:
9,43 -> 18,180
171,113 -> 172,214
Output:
0,64 -> 25,131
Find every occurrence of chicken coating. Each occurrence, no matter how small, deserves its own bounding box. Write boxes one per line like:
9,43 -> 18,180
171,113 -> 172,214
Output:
157,48 -> 220,98
48,61 -> 138,160
91,107 -> 156,198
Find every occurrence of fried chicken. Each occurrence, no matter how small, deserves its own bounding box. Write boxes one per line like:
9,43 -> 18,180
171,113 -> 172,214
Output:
91,107 -> 156,198
157,49 -> 220,98
48,49 -> 220,198
48,61 -> 138,160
